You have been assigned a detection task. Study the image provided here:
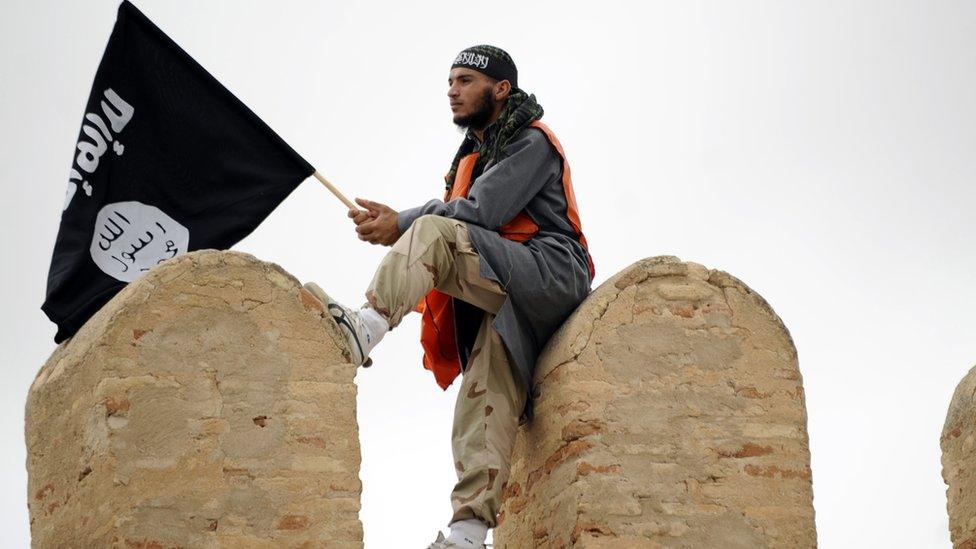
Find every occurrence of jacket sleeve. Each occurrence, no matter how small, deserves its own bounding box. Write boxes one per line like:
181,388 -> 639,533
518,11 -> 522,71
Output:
396,128 -> 560,234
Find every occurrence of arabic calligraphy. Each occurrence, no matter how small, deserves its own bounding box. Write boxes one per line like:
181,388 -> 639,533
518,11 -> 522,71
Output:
89,201 -> 189,282
64,88 -> 134,211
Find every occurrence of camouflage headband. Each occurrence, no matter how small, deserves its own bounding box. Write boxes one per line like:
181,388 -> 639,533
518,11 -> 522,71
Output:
451,45 -> 518,88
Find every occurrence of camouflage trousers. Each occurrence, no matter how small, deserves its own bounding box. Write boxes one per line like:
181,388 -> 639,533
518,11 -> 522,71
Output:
365,214 -> 527,528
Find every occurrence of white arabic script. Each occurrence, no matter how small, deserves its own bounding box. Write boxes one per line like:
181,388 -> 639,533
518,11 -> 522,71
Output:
64,89 -> 134,211
89,201 -> 189,282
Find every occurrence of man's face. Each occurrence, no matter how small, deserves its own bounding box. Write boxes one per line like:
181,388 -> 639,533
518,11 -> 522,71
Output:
447,67 -> 496,129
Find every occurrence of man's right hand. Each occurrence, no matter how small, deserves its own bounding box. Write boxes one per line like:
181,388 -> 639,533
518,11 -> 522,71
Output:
349,198 -> 402,246
347,207 -> 377,226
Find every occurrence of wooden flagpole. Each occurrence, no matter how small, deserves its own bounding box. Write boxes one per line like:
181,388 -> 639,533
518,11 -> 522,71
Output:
313,170 -> 357,211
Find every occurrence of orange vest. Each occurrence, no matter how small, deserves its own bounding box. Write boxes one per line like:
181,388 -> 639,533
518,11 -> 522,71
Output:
417,121 -> 595,389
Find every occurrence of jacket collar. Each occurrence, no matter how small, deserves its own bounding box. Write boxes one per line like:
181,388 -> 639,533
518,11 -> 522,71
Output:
465,120 -> 498,147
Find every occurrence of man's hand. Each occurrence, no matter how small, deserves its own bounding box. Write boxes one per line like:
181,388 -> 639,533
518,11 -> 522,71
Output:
349,197 -> 401,246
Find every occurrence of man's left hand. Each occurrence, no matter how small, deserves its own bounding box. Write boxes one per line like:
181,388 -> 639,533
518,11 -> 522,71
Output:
352,197 -> 401,246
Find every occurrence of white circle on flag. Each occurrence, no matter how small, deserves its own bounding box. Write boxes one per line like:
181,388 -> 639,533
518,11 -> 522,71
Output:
89,201 -> 190,282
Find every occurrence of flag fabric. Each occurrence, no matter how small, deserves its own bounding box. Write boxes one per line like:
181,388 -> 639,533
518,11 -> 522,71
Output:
42,1 -> 315,343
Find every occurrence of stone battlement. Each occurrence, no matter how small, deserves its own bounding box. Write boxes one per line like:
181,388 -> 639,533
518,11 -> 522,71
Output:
26,251 -> 362,547
26,252 -> 816,548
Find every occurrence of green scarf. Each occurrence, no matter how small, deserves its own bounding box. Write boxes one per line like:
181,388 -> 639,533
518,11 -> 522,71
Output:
444,89 -> 544,193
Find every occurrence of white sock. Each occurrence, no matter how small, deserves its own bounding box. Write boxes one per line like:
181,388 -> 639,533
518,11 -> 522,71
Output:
447,519 -> 487,548
359,306 -> 389,351
360,306 -> 389,333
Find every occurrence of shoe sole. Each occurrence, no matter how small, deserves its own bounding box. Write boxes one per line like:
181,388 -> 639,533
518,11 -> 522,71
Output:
326,302 -> 368,367
304,282 -> 372,368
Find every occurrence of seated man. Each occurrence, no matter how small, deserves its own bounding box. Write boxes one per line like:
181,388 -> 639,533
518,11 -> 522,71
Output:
309,45 -> 595,549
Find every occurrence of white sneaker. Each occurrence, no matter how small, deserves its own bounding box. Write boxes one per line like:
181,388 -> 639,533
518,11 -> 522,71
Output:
303,282 -> 379,367
427,531 -> 487,549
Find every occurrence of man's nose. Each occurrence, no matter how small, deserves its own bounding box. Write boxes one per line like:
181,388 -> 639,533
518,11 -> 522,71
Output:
447,84 -> 459,98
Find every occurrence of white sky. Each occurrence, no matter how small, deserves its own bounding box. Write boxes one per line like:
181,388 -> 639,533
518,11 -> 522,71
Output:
2,1 -> 974,547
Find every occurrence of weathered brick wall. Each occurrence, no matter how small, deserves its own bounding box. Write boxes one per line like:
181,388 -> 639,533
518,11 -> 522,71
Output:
942,365 -> 976,548
26,251 -> 362,548
26,252 -> 818,548
496,256 -> 816,548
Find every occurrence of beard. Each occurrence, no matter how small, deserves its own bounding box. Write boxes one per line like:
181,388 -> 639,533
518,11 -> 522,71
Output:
453,87 -> 495,130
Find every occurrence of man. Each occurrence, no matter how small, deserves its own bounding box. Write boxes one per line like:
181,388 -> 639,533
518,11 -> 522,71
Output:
306,45 -> 594,548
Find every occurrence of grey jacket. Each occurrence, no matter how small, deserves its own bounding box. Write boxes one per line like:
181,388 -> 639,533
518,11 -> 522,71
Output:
397,125 -> 592,416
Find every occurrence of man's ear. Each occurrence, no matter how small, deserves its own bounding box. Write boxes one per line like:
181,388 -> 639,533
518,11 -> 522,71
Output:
493,79 -> 512,101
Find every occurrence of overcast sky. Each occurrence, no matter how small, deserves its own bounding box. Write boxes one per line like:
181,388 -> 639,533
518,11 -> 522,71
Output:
2,1 -> 974,547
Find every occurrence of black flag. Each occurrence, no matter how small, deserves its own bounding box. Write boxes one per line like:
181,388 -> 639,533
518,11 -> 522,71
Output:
42,1 -> 315,343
